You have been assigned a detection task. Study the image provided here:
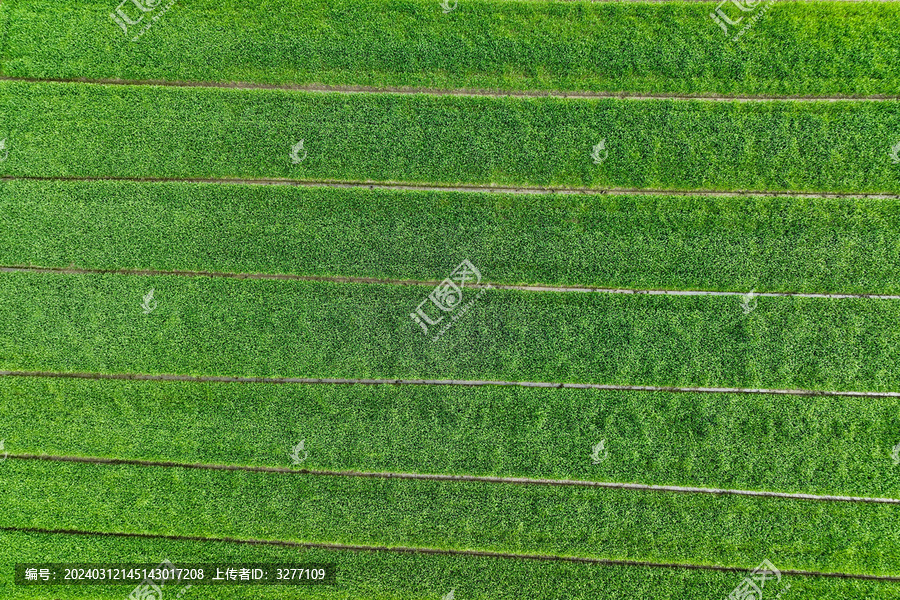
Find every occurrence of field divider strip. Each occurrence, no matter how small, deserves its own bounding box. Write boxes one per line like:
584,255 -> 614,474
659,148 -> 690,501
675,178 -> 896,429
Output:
3,174 -> 900,200
3,264 -> 900,300
1,526 -> 898,581
0,75 -> 897,102
7,453 -> 900,505
2,369 -> 900,399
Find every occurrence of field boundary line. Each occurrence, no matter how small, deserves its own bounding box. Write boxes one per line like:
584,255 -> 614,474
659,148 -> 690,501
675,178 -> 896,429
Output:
2,370 -> 900,399
4,175 -> 899,200
1,526 -> 898,581
0,75 -> 898,102
8,453 -> 900,505
3,264 -> 900,300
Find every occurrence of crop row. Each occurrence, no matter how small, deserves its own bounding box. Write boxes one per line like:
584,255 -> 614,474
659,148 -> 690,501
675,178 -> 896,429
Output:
4,179 -> 900,295
1,376 -> 899,498
2,81 -> 900,193
1,272 -> 900,391
1,460 -> 899,576
3,529 -> 893,600
3,0 -> 900,97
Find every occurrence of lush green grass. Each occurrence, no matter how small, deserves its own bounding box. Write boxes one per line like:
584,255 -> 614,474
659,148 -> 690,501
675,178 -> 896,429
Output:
5,1 -> 899,595
4,0 -> 900,97
2,377 -> 899,498
5,530 -> 891,600
1,272 -> 900,391
4,179 -> 900,294
3,81 -> 900,193
2,460 -> 900,576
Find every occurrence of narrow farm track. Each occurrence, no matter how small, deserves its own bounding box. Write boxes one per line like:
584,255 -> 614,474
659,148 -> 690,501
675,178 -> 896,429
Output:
5,175 -> 900,201
5,264 -> 900,301
2,526 -> 898,582
4,370 -> 900,399
0,75 -> 898,102
7,453 -> 900,505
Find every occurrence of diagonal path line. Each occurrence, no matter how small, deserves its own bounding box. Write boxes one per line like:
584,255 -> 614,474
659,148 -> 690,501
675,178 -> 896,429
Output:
1,526 -> 898,581
7,453 -> 900,505
3,265 -> 900,300
2,370 -> 900,399
0,75 -> 898,102
3,174 -> 900,200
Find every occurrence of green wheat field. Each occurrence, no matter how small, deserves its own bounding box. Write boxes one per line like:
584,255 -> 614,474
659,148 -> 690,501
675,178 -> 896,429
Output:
1,0 -> 899,598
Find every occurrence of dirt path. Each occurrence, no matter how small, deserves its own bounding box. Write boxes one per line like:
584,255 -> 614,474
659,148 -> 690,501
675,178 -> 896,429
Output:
2,75 -> 897,102
3,370 -> 900,399
8,453 -> 899,505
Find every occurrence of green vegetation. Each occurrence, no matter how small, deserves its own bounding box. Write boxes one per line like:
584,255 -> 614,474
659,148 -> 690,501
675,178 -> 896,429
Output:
4,179 -> 900,294
1,272 -> 899,391
3,0 -> 900,97
2,1 -> 898,593
5,529 -> 892,600
2,376 -> 899,498
2,460 -> 899,575
2,81 -> 900,193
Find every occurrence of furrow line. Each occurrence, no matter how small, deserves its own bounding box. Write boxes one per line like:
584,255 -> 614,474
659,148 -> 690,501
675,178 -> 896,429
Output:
3,265 -> 900,300
7,453 -> 899,505
3,175 -> 900,200
2,370 -> 899,399
0,76 -> 898,102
